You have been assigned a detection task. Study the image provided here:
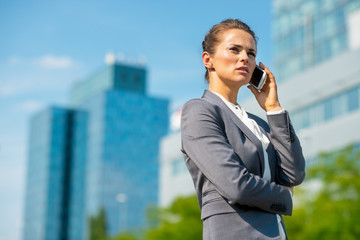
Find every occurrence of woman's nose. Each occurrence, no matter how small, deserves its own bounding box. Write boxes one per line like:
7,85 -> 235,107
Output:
239,50 -> 249,63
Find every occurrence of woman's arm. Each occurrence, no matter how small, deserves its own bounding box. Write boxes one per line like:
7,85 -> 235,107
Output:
248,62 -> 305,186
267,112 -> 306,186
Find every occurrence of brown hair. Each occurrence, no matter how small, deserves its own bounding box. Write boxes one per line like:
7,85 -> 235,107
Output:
202,19 -> 257,82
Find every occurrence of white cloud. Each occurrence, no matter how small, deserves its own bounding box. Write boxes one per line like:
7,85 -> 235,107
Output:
6,54 -> 77,69
0,86 -> 18,97
0,82 -> 38,99
1,54 -> 83,99
17,100 -> 44,113
8,56 -> 22,65
33,55 -> 76,69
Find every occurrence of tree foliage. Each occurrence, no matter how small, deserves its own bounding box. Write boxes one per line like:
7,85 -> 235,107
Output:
145,195 -> 202,240
109,232 -> 138,240
144,195 -> 202,240
89,207 -> 108,240
110,195 -> 202,240
284,145 -> 360,240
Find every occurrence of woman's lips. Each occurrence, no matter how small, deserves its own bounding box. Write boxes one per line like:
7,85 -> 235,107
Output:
236,66 -> 249,74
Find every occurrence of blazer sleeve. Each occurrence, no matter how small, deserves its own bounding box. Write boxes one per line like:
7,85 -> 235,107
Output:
266,112 -> 306,186
181,99 -> 293,215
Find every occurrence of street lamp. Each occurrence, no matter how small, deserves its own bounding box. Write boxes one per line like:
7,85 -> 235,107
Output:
116,193 -> 127,232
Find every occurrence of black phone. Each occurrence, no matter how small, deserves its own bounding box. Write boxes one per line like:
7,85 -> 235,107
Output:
249,65 -> 267,90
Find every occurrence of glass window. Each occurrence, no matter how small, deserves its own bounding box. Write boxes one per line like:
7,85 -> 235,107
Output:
332,93 -> 347,118
308,103 -> 324,126
347,87 -> 360,111
299,109 -> 310,129
171,158 -> 187,176
332,33 -> 348,57
321,0 -> 337,12
324,98 -> 333,120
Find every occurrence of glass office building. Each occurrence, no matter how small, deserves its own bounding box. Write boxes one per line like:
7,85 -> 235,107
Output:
69,63 -> 146,107
159,130 -> 195,208
79,89 -> 168,237
23,62 -> 169,240
23,107 -> 77,240
67,110 -> 88,240
273,0 -> 360,82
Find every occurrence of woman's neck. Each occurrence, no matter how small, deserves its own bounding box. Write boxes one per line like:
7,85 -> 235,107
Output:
209,80 -> 240,104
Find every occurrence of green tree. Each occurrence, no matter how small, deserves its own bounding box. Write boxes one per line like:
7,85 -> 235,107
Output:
89,207 -> 108,240
109,232 -> 138,240
145,195 -> 202,240
285,145 -> 360,240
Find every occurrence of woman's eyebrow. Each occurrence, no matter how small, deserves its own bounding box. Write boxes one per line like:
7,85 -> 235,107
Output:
249,48 -> 257,54
229,43 -> 242,48
229,44 -> 256,53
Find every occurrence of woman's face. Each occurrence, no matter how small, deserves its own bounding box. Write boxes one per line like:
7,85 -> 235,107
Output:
209,29 -> 257,87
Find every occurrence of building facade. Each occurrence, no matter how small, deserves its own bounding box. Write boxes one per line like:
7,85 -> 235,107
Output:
22,63 -> 169,240
159,130 -> 194,207
23,107 -> 77,240
273,0 -> 360,82
80,89 -> 168,237
69,63 -> 146,107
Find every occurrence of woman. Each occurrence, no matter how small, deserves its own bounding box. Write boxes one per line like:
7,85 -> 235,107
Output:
181,19 -> 305,240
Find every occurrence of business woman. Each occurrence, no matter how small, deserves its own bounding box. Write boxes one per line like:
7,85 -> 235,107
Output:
181,19 -> 305,240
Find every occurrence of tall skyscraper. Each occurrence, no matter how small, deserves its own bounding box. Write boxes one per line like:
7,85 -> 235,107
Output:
23,107 -> 78,240
243,0 -> 360,162
22,62 -> 169,240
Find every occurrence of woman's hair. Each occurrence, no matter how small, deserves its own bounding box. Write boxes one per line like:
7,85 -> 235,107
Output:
202,19 -> 257,82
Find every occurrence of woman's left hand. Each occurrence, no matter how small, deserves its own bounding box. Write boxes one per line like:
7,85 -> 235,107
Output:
247,62 -> 283,112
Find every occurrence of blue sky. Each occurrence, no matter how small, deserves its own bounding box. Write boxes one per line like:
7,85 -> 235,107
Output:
0,1 -> 273,239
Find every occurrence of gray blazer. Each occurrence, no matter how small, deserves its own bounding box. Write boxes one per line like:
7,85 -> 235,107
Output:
181,90 -> 305,239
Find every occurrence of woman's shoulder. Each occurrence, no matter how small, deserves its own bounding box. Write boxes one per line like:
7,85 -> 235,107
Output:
181,97 -> 225,131
182,96 -> 221,115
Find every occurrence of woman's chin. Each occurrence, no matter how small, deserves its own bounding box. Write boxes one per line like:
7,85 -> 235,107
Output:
229,78 -> 250,87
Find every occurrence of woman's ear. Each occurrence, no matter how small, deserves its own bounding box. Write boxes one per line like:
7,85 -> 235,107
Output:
202,52 -> 213,69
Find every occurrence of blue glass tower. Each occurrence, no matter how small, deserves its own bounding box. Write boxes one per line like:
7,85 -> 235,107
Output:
67,110 -> 88,240
23,107 -> 77,240
22,62 -> 169,240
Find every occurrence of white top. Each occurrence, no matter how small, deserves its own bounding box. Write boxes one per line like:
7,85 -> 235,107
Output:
212,92 -> 287,240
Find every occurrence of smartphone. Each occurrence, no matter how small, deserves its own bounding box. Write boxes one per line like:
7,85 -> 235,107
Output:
249,65 -> 267,90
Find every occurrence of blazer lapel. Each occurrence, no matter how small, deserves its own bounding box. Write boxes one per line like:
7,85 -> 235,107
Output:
202,90 -> 265,173
247,112 -> 276,179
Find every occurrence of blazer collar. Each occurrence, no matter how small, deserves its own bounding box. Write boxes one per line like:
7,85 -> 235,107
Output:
202,90 -> 265,172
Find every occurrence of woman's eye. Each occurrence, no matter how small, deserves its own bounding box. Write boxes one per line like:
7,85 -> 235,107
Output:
230,47 -> 239,53
248,52 -> 256,57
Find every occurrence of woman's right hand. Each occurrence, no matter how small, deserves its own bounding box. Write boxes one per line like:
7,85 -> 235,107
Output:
247,62 -> 283,112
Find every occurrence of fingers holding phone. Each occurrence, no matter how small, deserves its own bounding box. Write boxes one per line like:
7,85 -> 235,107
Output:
248,62 -> 282,112
258,62 -> 277,90
249,65 -> 267,90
